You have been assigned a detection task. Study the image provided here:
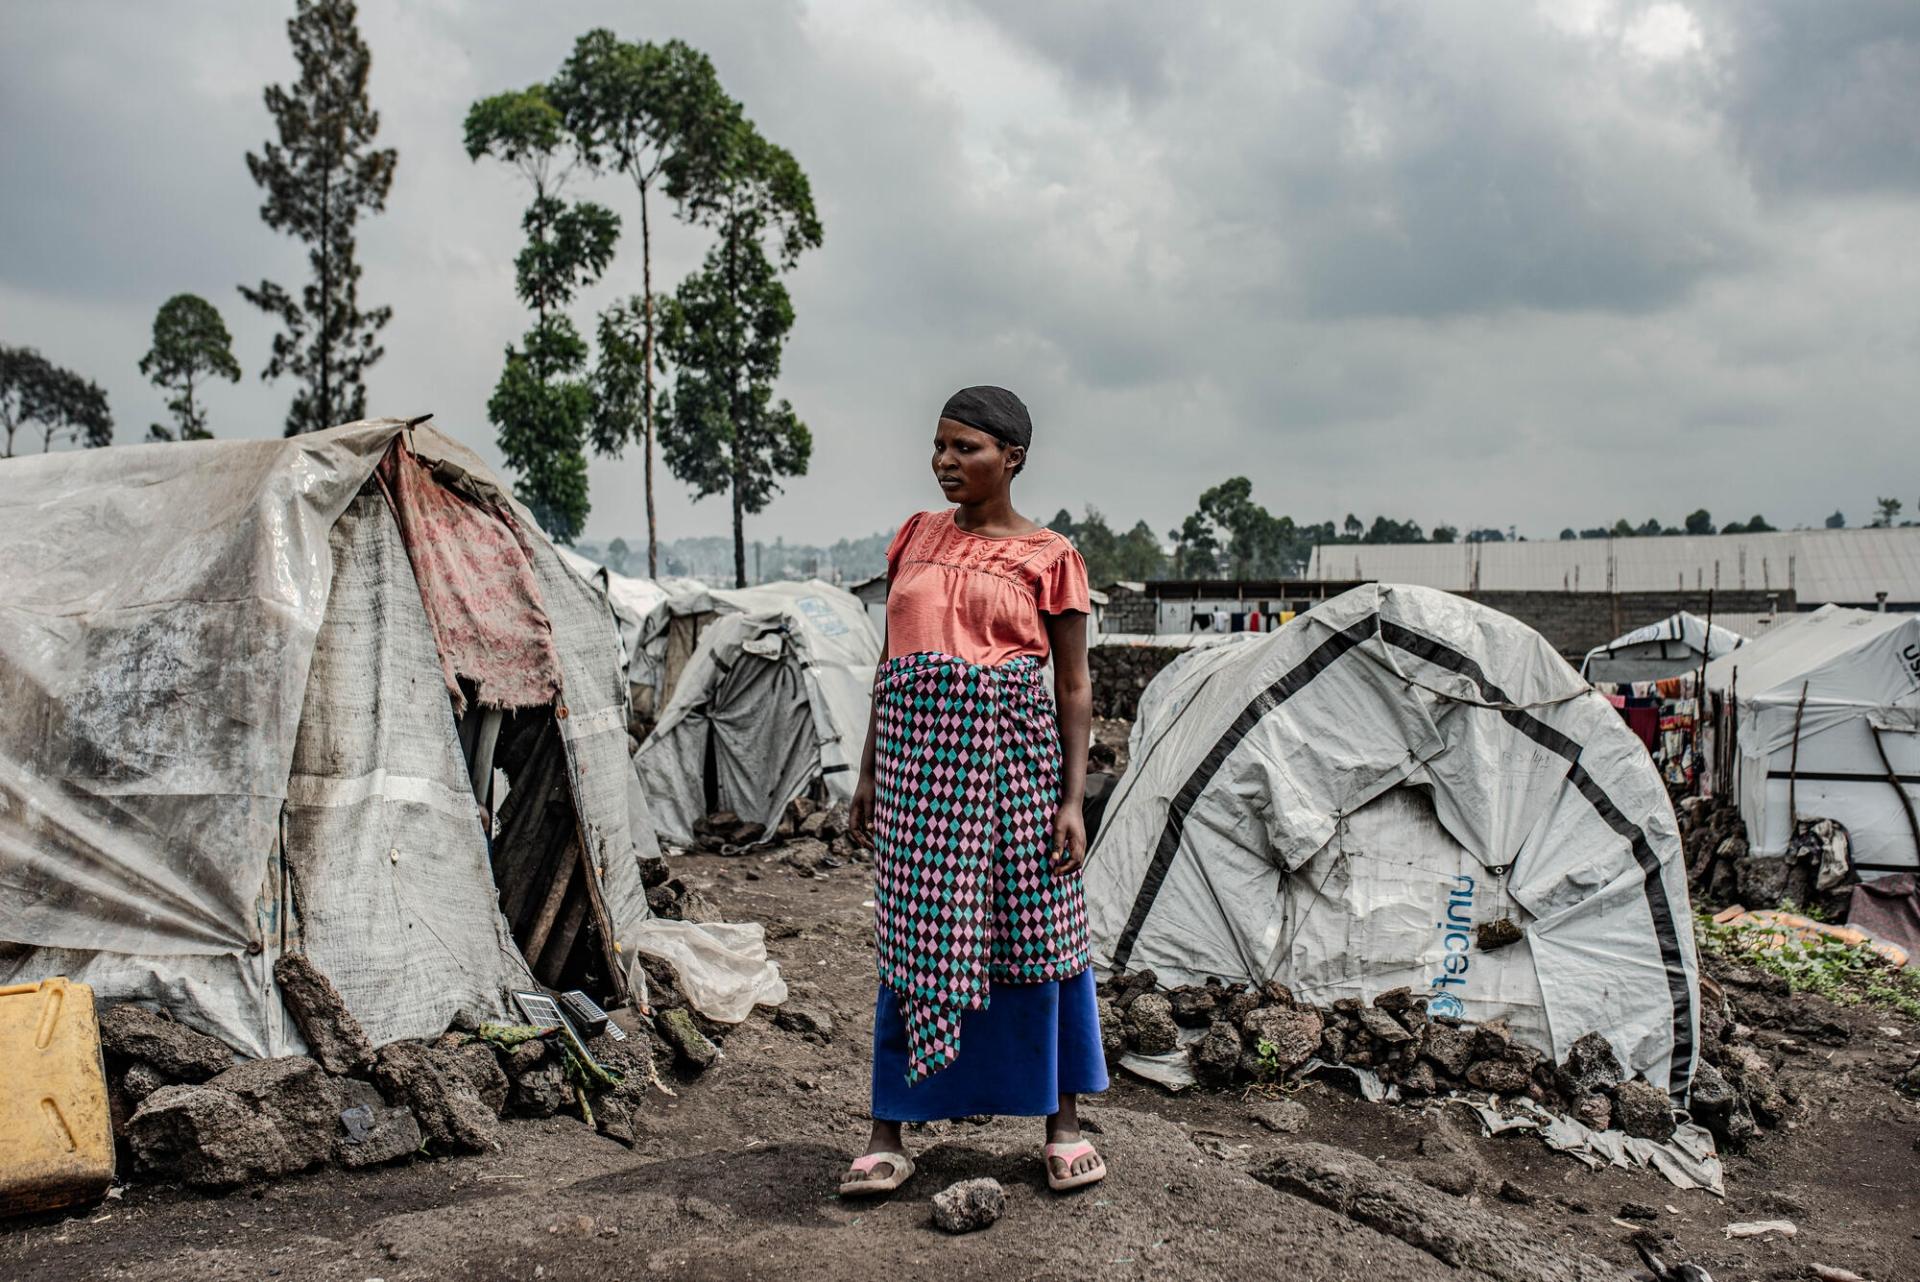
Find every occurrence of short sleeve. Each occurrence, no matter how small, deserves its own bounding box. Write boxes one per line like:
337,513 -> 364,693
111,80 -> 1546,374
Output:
1035,542 -> 1091,615
885,511 -> 926,581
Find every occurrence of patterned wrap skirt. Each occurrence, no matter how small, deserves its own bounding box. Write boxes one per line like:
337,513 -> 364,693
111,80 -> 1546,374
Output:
870,650 -> 1091,1084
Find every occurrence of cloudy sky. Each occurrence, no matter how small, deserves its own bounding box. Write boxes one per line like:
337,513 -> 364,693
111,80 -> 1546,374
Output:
4,1 -> 1917,548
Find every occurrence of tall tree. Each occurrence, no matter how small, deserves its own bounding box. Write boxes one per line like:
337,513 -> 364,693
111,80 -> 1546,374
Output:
0,345 -> 112,457
466,86 -> 620,543
1872,497 -> 1903,528
658,120 -> 822,587
140,294 -> 242,442
554,31 -> 736,577
240,0 -> 396,436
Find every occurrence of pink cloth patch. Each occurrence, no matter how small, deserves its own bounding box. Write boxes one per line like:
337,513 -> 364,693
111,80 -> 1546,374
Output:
376,439 -> 562,714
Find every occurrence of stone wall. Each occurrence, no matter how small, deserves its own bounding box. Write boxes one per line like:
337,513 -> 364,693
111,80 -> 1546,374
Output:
1088,646 -> 1186,719
1466,589 -> 1792,659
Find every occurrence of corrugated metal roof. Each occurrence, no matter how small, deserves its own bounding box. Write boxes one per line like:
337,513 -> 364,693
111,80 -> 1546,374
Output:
1302,528 -> 1920,603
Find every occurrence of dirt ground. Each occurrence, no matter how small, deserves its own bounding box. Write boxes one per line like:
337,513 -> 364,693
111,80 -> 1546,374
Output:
6,852 -> 1919,1282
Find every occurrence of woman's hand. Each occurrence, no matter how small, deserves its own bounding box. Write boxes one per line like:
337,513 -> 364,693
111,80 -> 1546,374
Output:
1051,801 -> 1087,875
849,773 -> 876,849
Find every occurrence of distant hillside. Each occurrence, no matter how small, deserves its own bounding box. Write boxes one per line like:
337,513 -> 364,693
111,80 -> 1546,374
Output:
576,526 -> 895,587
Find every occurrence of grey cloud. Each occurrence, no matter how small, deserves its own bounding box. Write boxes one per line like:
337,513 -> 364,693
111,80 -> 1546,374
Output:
2,0 -> 1916,552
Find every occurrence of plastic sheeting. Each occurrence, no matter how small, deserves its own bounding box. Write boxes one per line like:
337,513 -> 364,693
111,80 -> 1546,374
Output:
637,585 -> 878,846
1085,584 -> 1700,1095
629,918 -> 787,1024
1704,605 -> 1920,874
1580,611 -> 1746,683
0,421 -> 664,1055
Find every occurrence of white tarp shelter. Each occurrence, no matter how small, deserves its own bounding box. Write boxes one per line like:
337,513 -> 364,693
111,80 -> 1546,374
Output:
0,421 -> 661,1057
552,547 -> 700,705
1704,604 -> 1920,877
631,578 -> 876,723
638,582 -> 879,846
1086,583 -> 1700,1095
1581,611 -> 1747,684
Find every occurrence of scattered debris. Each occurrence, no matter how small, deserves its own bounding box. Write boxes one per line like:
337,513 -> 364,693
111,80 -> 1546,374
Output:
1723,1218 -> 1796,1239
655,1007 -> 720,1071
930,1177 -> 1005,1233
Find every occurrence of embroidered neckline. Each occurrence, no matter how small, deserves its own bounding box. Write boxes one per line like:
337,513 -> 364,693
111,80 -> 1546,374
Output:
942,508 -> 1057,543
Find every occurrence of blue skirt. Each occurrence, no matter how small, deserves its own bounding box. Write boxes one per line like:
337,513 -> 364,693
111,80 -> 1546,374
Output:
871,969 -> 1109,1122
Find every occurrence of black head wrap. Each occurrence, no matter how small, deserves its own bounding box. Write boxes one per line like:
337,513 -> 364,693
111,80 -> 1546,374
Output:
940,385 -> 1032,451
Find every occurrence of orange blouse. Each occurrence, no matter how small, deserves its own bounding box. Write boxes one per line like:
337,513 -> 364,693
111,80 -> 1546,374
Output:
884,509 -> 1090,667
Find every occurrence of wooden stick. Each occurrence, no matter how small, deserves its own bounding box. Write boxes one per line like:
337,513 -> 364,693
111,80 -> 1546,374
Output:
1869,724 -> 1920,865
1787,680 -> 1809,821
522,848 -> 575,965
569,828 -> 632,1005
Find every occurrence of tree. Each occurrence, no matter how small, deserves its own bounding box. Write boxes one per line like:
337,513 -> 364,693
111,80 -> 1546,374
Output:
240,0 -> 396,436
1872,497 -> 1903,528
1168,512 -> 1220,578
605,536 -> 632,574
1825,509 -> 1846,529
139,294 -> 241,442
1114,520 -> 1166,581
658,119 -> 822,587
1683,508 -> 1715,535
1363,515 -> 1423,544
466,85 -> 621,542
0,345 -> 112,457
1557,528 -> 1576,541
1341,513 -> 1363,541
1722,514 -> 1776,535
554,32 -> 736,578
1465,527 -> 1507,543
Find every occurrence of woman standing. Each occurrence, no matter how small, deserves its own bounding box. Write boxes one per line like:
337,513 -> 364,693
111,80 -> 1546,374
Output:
841,386 -> 1108,1197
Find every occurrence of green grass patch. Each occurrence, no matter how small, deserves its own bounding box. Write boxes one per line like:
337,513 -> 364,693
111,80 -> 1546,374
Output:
1694,910 -> 1920,1021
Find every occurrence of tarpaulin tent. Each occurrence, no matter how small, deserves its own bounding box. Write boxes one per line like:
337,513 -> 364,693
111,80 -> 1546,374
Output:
1086,584 -> 1700,1096
637,584 -> 878,847
1581,611 -> 1747,684
630,579 -> 879,724
0,421 -> 660,1057
1704,604 -> 1920,877
552,549 -> 702,708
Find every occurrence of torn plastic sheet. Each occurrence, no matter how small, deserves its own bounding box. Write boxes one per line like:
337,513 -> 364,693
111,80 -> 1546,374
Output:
1456,1094 -> 1725,1196
1118,1026 -> 1206,1090
1297,1056 -> 1397,1104
629,918 -> 788,1025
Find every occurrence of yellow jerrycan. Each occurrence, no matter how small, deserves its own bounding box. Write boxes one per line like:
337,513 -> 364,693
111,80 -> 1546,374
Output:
1,977 -> 116,1215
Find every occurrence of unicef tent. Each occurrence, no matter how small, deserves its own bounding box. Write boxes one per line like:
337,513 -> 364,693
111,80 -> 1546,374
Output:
1704,604 -> 1920,877
637,583 -> 879,846
1086,583 -> 1700,1095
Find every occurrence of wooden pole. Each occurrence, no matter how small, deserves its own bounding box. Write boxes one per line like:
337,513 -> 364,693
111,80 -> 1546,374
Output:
1787,680 -> 1809,821
1869,724 -> 1920,863
1691,589 -> 1714,791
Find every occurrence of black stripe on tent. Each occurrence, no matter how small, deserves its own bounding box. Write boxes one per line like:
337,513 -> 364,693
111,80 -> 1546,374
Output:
1767,769 -> 1920,785
820,763 -> 851,775
1854,861 -> 1920,873
1379,621 -> 1696,1098
1109,615 -> 1376,971
1109,610 -> 1697,1098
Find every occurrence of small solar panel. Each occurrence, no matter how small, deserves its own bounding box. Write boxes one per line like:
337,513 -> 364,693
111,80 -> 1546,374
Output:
511,990 -> 567,1032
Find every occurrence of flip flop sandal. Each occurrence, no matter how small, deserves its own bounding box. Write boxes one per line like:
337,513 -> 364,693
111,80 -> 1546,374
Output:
838,1151 -> 914,1197
1044,1139 -> 1107,1192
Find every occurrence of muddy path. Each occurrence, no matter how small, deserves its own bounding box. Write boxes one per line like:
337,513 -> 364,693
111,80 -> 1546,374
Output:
5,852 -> 1917,1282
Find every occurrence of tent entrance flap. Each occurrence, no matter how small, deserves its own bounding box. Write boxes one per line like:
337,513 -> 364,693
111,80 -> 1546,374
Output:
489,709 -> 630,1003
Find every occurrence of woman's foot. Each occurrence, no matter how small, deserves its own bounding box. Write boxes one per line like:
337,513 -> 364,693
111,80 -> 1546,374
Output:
1045,1097 -> 1106,1191
840,1122 -> 912,1196
1043,1128 -> 1106,1189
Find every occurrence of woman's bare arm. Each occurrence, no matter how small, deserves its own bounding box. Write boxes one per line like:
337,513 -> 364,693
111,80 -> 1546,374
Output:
1044,610 -> 1092,873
